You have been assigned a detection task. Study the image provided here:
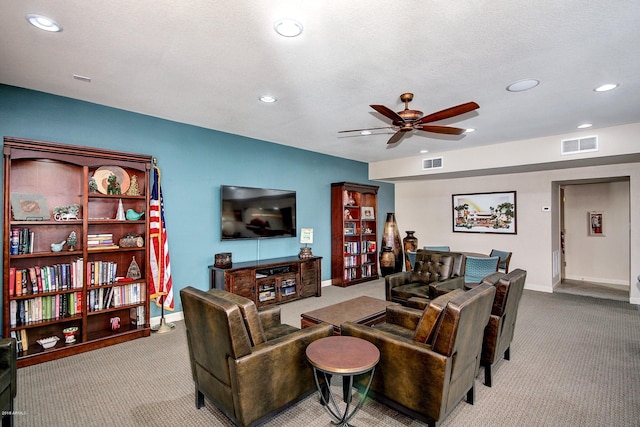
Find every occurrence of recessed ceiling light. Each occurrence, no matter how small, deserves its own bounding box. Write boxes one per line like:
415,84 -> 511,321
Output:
465,128 -> 475,133
420,149 -> 429,154
594,83 -> 618,92
259,95 -> 277,103
577,123 -> 592,129
506,79 -> 540,92
360,130 -> 372,136
274,19 -> 303,37
26,14 -> 62,32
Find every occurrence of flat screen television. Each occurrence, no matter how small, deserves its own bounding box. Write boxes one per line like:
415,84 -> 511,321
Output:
221,185 -> 297,240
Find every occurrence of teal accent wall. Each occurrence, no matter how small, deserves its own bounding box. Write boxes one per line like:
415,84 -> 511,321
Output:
0,84 -> 394,316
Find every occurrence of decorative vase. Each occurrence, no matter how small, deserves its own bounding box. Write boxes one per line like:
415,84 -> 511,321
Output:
402,231 -> 418,271
379,246 -> 395,277
381,213 -> 403,274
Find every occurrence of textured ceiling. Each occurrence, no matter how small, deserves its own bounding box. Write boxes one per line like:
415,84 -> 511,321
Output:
1,1 -> 639,163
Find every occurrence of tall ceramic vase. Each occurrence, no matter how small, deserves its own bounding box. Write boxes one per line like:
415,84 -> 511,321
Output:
402,231 -> 418,271
380,213 -> 403,275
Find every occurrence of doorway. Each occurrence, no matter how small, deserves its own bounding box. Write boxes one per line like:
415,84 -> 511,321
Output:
556,178 -> 630,301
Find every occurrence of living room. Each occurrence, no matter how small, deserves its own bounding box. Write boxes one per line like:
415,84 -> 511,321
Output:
2,2 -> 640,426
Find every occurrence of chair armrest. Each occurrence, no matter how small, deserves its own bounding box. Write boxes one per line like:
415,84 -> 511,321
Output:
429,276 -> 465,298
385,304 -> 424,330
0,338 -> 17,399
230,322 -> 334,418
385,272 -> 412,300
406,297 -> 430,310
258,305 -> 282,330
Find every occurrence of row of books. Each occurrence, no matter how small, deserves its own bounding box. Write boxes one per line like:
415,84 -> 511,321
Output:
88,261 -> 118,286
87,282 -> 144,312
9,292 -> 82,327
9,259 -> 84,297
343,240 -> 377,255
10,330 -> 29,354
10,228 -> 34,255
87,233 -> 119,250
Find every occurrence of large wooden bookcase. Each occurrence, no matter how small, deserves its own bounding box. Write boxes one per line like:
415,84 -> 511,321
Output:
3,137 -> 152,367
208,256 -> 322,307
331,182 -> 379,287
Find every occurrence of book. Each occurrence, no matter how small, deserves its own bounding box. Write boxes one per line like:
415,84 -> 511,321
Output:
10,229 -> 19,255
9,267 -> 16,296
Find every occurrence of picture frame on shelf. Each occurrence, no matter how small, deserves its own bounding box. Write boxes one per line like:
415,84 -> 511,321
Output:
588,211 -> 604,236
361,206 -> 375,220
452,191 -> 517,234
10,193 -> 51,220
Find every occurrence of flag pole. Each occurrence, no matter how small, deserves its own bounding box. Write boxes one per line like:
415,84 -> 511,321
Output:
150,158 -> 175,334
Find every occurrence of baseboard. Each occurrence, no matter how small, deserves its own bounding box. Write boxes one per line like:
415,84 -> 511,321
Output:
321,279 -> 333,287
150,310 -> 184,327
563,275 -> 629,288
524,283 -> 553,293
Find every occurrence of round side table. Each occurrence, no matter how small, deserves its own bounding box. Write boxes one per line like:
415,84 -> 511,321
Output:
306,336 -> 380,427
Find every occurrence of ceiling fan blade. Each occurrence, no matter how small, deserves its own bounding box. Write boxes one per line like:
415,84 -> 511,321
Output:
338,126 -> 395,133
387,131 -> 405,145
419,125 -> 467,135
370,105 -> 405,123
418,101 -> 479,124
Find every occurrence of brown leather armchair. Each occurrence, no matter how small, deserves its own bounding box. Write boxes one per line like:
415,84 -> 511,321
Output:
479,268 -> 527,386
385,249 -> 466,304
180,287 -> 333,427
342,283 -> 496,427
0,338 -> 16,427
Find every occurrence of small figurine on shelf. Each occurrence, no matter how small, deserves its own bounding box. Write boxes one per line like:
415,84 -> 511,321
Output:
126,175 -> 140,196
115,199 -> 126,220
89,176 -> 98,193
67,231 -> 77,251
344,209 -> 353,220
106,173 -> 121,195
50,240 -> 66,252
127,256 -> 141,279
125,209 -> 145,221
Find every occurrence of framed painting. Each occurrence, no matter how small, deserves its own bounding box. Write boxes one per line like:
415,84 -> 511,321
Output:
588,211 -> 604,236
452,191 -> 516,234
10,193 -> 51,220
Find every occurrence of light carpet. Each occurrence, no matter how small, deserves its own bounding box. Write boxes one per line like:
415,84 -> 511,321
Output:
13,279 -> 640,426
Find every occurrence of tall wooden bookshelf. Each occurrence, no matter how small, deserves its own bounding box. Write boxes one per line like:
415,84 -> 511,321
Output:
3,137 -> 152,367
331,182 -> 379,287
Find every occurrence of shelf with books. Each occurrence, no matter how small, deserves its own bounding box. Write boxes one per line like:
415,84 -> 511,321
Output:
331,182 -> 379,287
3,137 -> 152,367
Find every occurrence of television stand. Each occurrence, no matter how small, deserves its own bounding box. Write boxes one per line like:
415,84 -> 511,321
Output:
208,256 -> 322,307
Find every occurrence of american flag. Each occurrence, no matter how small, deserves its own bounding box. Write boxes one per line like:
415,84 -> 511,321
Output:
150,165 -> 174,310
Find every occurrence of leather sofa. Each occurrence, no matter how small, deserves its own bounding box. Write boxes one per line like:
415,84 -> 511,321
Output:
479,268 -> 527,386
385,249 -> 466,305
180,287 -> 333,427
0,338 -> 16,427
342,283 -> 496,427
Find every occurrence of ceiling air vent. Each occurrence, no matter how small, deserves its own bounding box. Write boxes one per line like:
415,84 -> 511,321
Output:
561,136 -> 598,155
422,157 -> 443,170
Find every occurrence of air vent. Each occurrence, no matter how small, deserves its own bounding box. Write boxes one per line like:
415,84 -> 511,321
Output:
561,136 -> 598,155
422,157 -> 443,170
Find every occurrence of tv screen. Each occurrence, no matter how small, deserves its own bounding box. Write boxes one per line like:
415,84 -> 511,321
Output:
221,185 -> 297,240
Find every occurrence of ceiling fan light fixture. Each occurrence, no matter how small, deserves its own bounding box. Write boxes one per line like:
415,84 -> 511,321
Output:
594,83 -> 618,92
360,130 -> 372,135
26,14 -> 62,32
465,128 -> 475,133
506,79 -> 540,92
259,95 -> 277,103
274,19 -> 303,37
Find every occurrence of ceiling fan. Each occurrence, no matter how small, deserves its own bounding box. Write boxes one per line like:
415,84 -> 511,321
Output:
339,93 -> 479,145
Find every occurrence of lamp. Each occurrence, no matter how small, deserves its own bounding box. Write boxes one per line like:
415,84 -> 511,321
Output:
299,228 -> 314,259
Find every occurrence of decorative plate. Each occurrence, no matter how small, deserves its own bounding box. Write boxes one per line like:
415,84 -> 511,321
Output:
93,166 -> 131,195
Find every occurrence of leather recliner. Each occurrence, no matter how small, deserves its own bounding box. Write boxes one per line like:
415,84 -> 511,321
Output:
180,287 -> 333,427
385,249 -> 466,305
0,338 -> 16,427
342,283 -> 496,427
479,268 -> 527,386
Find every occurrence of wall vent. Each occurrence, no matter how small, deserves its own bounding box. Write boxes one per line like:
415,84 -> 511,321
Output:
561,135 -> 598,155
422,157 -> 443,170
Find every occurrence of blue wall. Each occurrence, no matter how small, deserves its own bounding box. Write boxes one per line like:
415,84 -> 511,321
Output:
0,85 -> 395,316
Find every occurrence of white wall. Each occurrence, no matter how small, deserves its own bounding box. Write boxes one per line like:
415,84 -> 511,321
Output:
563,181 -> 629,286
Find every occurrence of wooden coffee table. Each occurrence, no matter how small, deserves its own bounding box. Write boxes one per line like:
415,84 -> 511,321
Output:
300,296 -> 394,335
